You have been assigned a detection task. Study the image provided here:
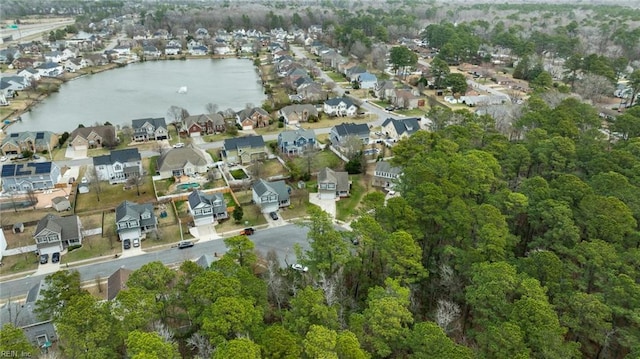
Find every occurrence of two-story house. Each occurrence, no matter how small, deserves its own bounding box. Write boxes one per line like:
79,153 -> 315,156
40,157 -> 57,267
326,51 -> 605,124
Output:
375,80 -> 396,100
34,214 -> 83,253
252,179 -> 290,213
115,201 -> 157,242
372,161 -> 402,188
277,129 -> 317,155
69,125 -> 117,150
156,147 -> 209,179
381,117 -> 421,141
221,135 -> 267,165
279,104 -> 318,125
131,118 -> 169,141
1,162 -> 61,192
323,97 -> 358,117
317,167 -> 350,200
357,72 -> 378,89
182,113 -> 226,136
36,62 -> 63,77
92,148 -> 142,184
188,190 -> 229,226
236,107 -> 270,130
1,131 -> 58,155
330,122 -> 370,147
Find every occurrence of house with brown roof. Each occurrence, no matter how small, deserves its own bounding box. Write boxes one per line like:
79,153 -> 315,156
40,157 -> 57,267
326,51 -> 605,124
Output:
1,131 -> 58,155
69,125 -> 117,150
279,104 -> 318,125
107,267 -> 133,300
389,89 -> 422,109
181,113 -> 226,136
236,107 -> 270,130
156,147 -> 209,179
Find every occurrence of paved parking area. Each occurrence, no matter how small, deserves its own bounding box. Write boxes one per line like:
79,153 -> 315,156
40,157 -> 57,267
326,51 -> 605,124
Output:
308,194 -> 337,218
189,224 -> 221,242
64,146 -> 87,159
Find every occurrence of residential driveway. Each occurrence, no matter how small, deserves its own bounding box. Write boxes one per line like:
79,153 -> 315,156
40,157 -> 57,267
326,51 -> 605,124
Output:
189,224 -> 221,242
64,146 -> 87,159
120,245 -> 144,258
34,261 -> 61,276
191,136 -> 205,145
308,194 -> 337,219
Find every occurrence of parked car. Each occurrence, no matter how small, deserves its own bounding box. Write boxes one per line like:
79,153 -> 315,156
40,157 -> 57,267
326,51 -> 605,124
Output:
51,252 -> 60,263
291,263 -> 308,272
0,156 -> 6,162
123,239 -> 131,249
240,227 -> 255,235
178,240 -> 194,249
39,254 -> 49,264
269,212 -> 279,220
173,143 -> 185,148
133,238 -> 140,247
32,154 -> 40,160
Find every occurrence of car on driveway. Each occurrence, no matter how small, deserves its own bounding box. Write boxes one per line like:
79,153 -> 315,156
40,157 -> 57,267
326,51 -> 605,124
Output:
133,238 -> 140,247
178,240 -> 194,249
0,156 -> 6,162
291,263 -> 308,272
123,239 -> 131,249
269,212 -> 279,220
51,252 -> 60,263
173,143 -> 185,148
39,254 -> 49,264
240,227 -> 255,235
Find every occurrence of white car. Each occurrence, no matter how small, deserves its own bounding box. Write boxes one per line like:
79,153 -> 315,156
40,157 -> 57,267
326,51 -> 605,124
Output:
173,143 -> 185,148
0,156 -> 6,162
132,238 -> 140,247
291,263 -> 308,272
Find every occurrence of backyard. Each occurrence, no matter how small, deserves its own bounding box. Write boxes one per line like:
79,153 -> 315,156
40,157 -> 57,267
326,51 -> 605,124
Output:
246,159 -> 288,179
336,175 -> 368,221
290,149 -> 343,174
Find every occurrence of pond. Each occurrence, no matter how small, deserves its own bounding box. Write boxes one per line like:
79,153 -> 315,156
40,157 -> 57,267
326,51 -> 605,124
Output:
11,58 -> 266,133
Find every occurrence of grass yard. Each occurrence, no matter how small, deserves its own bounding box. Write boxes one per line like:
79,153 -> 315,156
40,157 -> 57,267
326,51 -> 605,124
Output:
0,253 -> 38,275
0,207 -> 59,228
298,115 -> 372,130
396,107 -> 429,117
248,159 -> 288,178
154,178 -> 175,196
63,235 -> 119,263
203,177 -> 227,190
235,190 -> 254,205
206,149 -> 221,161
75,173 -> 155,212
230,169 -> 248,180
224,192 -> 238,207
326,71 -> 348,83
80,213 -> 103,231
279,189 -> 312,220
215,205 -> 267,233
291,149 -> 343,174
336,175 -> 367,221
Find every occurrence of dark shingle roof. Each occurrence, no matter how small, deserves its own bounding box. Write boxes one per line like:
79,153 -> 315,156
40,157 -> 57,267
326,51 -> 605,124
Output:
325,97 -> 355,107
34,214 -> 80,242
188,190 -> 227,213
131,118 -> 167,130
381,117 -> 420,136
115,201 -> 156,228
332,122 -> 369,137
93,148 -> 141,166
223,135 -> 265,150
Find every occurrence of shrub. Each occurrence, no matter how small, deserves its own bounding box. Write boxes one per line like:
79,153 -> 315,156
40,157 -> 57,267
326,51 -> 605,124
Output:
68,244 -> 82,252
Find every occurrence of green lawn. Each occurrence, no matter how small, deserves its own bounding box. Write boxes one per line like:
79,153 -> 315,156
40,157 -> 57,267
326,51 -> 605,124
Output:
0,252 -> 38,275
215,205 -> 267,233
326,71 -> 347,83
336,175 -> 366,221
154,178 -> 174,196
280,189 -> 312,220
247,159 -> 288,178
63,234 -> 119,263
230,169 -> 248,179
291,150 -> 343,173
207,149 -> 221,161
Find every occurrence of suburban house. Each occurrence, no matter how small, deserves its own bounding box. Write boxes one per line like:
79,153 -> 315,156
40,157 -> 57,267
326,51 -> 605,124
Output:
357,72 -> 378,89
156,147 -> 209,179
375,80 -> 396,100
0,280 -> 57,347
221,135 -> 267,165
182,113 -> 226,136
143,45 -> 161,57
236,107 -> 270,130
330,122 -> 370,146
107,267 -> 133,301
115,201 -> 158,242
165,45 -> 181,55
324,97 -> 358,117
372,161 -> 402,188
389,89 -> 422,109
92,148 -> 142,184
317,167 -> 351,199
279,104 -> 318,125
17,67 -> 41,82
1,131 -> 58,155
277,129 -> 317,155
36,62 -> 63,77
1,162 -> 61,192
13,58 -> 40,70
187,190 -> 229,226
131,118 -> 169,141
188,45 -> 209,55
381,117 -> 421,140
51,196 -> 71,212
0,75 -> 29,93
69,125 -> 117,150
297,82 -> 325,102
33,214 -> 83,253
252,179 -> 291,213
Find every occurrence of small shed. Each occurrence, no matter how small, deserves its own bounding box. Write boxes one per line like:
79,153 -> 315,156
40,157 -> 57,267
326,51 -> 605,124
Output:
77,183 -> 89,194
13,223 -> 24,233
51,196 -> 71,212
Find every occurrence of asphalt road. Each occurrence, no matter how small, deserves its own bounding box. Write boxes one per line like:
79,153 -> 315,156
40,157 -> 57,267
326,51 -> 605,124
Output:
0,224 -> 311,300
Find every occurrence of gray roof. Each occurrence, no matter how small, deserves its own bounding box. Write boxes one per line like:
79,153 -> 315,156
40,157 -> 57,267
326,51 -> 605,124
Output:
188,190 -> 227,213
70,125 -> 115,141
51,196 -> 69,205
325,97 -> 355,108
278,129 -> 316,144
1,131 -> 56,149
131,117 -> 167,130
280,104 -> 318,117
223,135 -> 265,150
34,214 -> 80,242
93,148 -> 141,166
252,179 -> 290,201
236,107 -> 269,120
375,161 -> 402,176
107,267 -> 132,301
157,147 -> 207,172
195,254 -> 217,269
332,122 -> 369,137
25,280 -> 47,304
318,167 -> 349,192
115,201 -> 156,227
381,117 -> 420,136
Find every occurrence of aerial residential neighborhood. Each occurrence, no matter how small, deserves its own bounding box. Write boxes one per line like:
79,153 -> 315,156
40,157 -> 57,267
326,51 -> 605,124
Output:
0,0 -> 639,357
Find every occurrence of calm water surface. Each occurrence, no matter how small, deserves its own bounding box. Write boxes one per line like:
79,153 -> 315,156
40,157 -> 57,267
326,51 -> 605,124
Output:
11,58 -> 266,132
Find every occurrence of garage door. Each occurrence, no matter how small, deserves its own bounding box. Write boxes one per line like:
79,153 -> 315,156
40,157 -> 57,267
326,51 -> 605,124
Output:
74,145 -> 88,151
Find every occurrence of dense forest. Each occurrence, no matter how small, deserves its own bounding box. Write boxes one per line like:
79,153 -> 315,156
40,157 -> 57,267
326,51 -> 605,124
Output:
3,96 -> 640,358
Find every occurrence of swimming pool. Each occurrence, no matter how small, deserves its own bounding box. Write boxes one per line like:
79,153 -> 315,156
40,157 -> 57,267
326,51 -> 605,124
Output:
177,183 -> 200,190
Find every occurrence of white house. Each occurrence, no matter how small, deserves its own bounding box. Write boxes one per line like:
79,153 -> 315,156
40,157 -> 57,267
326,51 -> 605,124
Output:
92,148 -> 143,184
323,97 -> 358,117
17,68 -> 41,82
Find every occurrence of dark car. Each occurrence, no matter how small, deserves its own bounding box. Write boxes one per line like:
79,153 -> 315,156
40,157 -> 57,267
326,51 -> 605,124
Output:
269,212 -> 279,220
241,227 -> 255,235
51,252 -> 60,263
123,239 -> 131,249
39,254 -> 49,264
178,240 -> 194,249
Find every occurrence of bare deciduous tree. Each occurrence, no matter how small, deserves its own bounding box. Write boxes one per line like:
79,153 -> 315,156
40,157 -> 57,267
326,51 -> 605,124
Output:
187,333 -> 213,359
574,73 -> 615,104
205,102 -> 218,114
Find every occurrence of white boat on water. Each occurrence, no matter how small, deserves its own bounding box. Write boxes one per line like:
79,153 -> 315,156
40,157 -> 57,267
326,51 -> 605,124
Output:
177,86 -> 188,94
